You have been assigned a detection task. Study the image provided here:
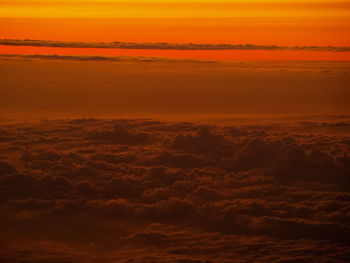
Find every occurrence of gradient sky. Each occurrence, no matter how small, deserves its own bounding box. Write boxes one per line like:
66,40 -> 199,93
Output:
1,4 -> 350,263
1,0 -> 350,46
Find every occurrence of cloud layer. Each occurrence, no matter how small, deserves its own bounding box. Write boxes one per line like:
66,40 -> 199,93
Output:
0,117 -> 350,262
1,39 -> 350,52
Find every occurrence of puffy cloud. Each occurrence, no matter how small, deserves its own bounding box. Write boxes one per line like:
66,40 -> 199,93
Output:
0,173 -> 36,200
88,123 -> 151,145
172,126 -> 235,156
0,117 -> 349,262
0,160 -> 15,176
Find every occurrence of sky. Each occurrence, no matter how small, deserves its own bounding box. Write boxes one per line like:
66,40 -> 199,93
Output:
0,0 -> 349,46
1,1 -> 350,114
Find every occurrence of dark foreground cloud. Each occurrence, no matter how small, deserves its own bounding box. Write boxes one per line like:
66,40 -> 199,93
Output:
1,39 -> 350,52
0,117 -> 350,262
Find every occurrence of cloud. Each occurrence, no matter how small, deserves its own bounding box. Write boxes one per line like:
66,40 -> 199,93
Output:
0,173 -> 36,200
1,39 -> 350,52
87,123 -> 151,145
0,160 -> 16,176
0,54 -> 216,63
0,117 -> 349,262
172,126 -> 235,155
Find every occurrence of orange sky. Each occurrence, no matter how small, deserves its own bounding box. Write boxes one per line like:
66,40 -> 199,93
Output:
1,0 -> 350,46
2,45 -> 350,61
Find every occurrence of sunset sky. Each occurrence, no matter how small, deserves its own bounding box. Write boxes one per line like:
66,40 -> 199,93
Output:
1,1 -> 350,114
1,0 -> 349,46
1,2 -> 350,263
1,1 -> 349,112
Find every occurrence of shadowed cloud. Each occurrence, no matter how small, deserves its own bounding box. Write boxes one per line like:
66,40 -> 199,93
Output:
0,117 -> 349,262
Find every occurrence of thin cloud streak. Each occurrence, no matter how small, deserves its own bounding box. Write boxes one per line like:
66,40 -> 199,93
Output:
1,39 -> 350,52
0,53 -> 216,63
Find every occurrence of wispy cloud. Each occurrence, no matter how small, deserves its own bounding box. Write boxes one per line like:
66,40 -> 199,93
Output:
0,53 -> 216,63
1,39 -> 350,52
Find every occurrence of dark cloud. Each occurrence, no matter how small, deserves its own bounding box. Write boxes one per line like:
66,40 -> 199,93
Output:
0,117 -> 349,262
172,126 -> 235,155
1,39 -> 350,52
0,173 -> 36,200
0,54 -> 216,63
0,160 -> 15,176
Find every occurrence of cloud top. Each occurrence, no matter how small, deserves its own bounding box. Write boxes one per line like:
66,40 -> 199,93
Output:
0,117 -> 349,262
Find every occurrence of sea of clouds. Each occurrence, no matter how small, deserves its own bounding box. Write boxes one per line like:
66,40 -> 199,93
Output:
0,117 -> 349,262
